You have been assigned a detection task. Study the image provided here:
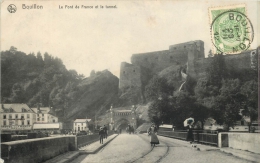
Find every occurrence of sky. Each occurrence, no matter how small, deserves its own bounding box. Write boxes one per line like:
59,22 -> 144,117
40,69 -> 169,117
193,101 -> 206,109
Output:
1,0 -> 259,78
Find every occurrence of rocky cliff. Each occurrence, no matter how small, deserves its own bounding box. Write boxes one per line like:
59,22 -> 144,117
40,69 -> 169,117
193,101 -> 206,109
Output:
65,70 -> 119,121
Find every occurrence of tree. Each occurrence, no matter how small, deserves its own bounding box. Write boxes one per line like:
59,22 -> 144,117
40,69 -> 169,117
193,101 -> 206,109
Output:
240,80 -> 258,132
208,50 -> 213,57
206,54 -> 227,89
90,70 -> 95,77
9,46 -> 17,54
146,76 -> 175,126
9,83 -> 26,103
211,79 -> 243,130
145,76 -> 174,101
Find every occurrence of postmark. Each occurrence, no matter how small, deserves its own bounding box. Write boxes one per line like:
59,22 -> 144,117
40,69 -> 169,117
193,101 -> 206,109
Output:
209,5 -> 254,54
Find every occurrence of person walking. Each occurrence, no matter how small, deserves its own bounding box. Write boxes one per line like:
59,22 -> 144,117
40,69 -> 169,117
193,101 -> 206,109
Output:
128,124 -> 131,134
99,127 -> 104,144
103,125 -> 108,139
186,124 -> 194,144
148,124 -> 160,147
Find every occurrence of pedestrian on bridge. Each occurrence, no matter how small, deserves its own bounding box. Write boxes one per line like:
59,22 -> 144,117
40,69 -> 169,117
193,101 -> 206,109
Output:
186,124 -> 194,144
103,125 -> 108,139
148,124 -> 160,147
99,127 -> 105,144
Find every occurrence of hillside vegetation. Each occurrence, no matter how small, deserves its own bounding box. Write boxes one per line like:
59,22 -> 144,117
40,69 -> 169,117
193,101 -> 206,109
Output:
1,47 -> 119,121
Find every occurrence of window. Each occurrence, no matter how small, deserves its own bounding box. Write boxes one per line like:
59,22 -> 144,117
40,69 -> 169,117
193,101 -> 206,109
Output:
133,70 -> 135,72
21,114 -> 24,119
9,120 -> 14,125
3,115 -> 6,119
21,121 -> 24,125
37,114 -> 39,117
9,114 -> 12,119
42,118 -> 44,121
81,123 -> 83,126
37,118 -> 40,121
15,120 -> 18,125
27,120 -> 30,125
241,121 -> 244,125
42,114 -> 44,117
53,119 -> 55,123
27,114 -> 30,118
15,114 -> 18,119
3,120 -> 6,126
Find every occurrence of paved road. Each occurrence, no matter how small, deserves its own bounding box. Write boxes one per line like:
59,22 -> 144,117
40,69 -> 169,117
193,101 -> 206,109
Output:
71,134 -> 253,163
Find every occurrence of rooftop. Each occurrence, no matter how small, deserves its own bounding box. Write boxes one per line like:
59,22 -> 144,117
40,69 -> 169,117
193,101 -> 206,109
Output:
74,119 -> 91,123
0,103 -> 34,113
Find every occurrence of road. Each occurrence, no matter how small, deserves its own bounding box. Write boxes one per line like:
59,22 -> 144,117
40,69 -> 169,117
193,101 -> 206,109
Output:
71,134 -> 253,163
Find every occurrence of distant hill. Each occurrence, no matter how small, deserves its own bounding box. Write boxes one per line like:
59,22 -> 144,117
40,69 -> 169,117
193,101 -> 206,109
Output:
1,47 -> 119,122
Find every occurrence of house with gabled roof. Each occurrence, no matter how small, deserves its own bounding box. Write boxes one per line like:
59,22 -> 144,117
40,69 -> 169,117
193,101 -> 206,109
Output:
73,118 -> 91,133
31,107 -> 58,123
0,103 -> 36,133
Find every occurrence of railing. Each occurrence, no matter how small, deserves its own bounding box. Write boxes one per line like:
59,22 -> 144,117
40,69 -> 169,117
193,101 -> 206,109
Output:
77,130 -> 115,148
158,130 -> 218,146
199,133 -> 218,146
158,131 -> 187,140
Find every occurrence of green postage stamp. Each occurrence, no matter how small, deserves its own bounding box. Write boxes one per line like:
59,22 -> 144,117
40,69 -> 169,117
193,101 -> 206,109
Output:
209,4 -> 254,54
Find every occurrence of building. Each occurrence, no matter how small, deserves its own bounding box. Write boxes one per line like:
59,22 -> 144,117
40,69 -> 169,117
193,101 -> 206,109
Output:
159,124 -> 174,131
0,103 -> 36,133
73,119 -> 91,133
32,123 -> 62,131
31,107 -> 58,123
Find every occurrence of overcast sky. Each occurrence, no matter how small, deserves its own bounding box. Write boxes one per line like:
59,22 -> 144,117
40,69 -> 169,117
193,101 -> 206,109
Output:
1,0 -> 258,77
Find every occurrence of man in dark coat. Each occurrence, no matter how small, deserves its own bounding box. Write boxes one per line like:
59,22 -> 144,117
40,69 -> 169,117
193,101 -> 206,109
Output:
99,127 -> 104,144
103,125 -> 108,139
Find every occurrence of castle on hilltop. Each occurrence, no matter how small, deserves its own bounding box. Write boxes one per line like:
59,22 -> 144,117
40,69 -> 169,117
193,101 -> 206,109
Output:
119,40 -> 257,97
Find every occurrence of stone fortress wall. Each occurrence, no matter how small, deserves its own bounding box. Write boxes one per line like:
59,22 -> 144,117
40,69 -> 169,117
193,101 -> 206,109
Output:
119,40 -> 256,91
119,62 -> 142,89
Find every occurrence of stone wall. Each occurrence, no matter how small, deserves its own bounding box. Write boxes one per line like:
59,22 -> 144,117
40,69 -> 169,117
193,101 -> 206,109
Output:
119,40 -> 255,97
218,133 -> 260,154
119,62 -> 142,89
1,136 -> 76,163
120,41 -> 205,91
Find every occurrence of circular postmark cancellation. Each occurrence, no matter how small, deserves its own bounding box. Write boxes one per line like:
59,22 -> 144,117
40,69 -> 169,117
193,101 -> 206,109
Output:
211,10 -> 254,54
7,4 -> 17,13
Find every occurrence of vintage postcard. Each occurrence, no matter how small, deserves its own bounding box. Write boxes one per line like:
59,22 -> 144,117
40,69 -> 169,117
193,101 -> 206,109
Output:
1,0 -> 259,163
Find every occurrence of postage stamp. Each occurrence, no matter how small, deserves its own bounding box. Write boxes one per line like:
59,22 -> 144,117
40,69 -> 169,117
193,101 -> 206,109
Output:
209,4 -> 254,54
